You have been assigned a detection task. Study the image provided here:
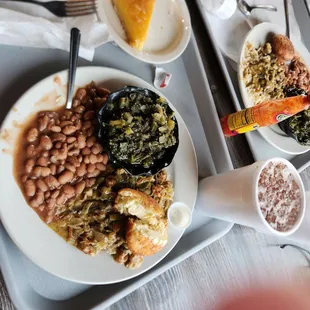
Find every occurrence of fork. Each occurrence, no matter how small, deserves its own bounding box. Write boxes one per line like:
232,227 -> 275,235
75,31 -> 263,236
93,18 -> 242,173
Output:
2,0 -> 97,17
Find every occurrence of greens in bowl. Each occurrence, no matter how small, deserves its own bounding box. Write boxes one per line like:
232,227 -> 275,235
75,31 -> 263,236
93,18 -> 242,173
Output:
278,88 -> 310,146
97,86 -> 179,176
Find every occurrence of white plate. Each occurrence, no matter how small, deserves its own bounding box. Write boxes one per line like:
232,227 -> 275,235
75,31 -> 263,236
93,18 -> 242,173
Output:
238,22 -> 310,155
97,0 -> 191,64
0,67 -> 198,284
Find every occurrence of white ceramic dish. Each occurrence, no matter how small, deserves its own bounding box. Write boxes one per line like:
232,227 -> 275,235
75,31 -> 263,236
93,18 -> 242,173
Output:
238,22 -> 310,155
97,0 -> 191,64
0,66 -> 198,284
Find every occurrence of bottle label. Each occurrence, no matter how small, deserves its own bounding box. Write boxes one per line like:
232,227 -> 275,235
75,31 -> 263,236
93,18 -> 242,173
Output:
227,108 -> 259,134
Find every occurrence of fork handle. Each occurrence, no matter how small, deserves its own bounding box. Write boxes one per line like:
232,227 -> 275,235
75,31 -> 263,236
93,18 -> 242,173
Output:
66,28 -> 81,110
1,0 -> 42,4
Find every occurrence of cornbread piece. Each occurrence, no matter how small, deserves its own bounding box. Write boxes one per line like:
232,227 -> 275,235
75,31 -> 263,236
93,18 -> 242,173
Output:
126,218 -> 168,256
113,0 -> 155,50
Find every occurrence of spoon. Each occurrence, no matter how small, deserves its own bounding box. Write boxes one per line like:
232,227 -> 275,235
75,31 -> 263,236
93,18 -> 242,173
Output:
66,28 -> 81,109
238,0 -> 277,16
284,0 -> 290,38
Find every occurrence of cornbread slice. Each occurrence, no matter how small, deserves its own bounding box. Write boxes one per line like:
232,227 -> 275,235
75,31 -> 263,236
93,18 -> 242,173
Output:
112,0 -> 155,50
114,188 -> 164,225
126,218 -> 168,256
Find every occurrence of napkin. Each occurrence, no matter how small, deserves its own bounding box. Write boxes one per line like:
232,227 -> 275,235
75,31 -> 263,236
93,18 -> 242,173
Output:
206,0 -> 301,65
0,2 -> 111,61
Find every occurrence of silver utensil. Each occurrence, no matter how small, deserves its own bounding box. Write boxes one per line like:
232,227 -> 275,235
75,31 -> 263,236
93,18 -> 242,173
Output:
238,0 -> 277,16
66,28 -> 81,110
1,0 -> 97,17
284,0 -> 290,38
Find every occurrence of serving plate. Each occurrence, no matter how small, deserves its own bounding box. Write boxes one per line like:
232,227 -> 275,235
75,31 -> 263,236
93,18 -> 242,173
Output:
97,0 -> 191,64
238,22 -> 310,155
0,66 -> 198,284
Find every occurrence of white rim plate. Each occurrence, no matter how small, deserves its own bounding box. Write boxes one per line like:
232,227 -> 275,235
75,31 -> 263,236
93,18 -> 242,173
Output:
0,67 -> 198,284
238,22 -> 310,155
97,0 -> 191,64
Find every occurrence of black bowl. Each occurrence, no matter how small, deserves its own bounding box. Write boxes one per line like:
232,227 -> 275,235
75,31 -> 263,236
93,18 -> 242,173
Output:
97,86 -> 179,176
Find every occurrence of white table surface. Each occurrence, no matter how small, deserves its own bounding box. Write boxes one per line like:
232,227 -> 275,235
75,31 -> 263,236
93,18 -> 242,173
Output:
2,1 -> 310,310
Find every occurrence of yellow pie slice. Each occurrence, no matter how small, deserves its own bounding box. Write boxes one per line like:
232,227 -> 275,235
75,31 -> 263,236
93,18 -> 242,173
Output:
113,0 -> 155,50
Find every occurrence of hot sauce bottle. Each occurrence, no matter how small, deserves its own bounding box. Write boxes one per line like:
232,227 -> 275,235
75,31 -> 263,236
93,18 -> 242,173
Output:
221,95 -> 310,137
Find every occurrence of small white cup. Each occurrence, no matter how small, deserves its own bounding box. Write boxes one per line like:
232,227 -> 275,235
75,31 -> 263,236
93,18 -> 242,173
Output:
168,202 -> 192,230
197,158 -> 306,237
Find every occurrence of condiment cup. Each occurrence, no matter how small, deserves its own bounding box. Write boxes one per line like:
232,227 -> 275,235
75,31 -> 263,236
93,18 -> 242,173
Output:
168,202 -> 192,230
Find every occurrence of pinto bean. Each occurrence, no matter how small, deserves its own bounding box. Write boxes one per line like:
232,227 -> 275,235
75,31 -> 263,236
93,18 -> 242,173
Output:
67,156 -> 80,167
37,157 -> 49,167
91,143 -> 103,155
46,198 -> 56,210
42,151 -> 49,158
32,166 -> 48,177
75,181 -> 86,195
96,87 -> 110,97
37,179 -> 48,192
85,178 -> 96,187
26,145 -> 36,157
65,163 -> 76,173
38,115 -> 49,131
93,97 -> 107,109
29,191 -> 44,208
59,120 -> 72,128
63,184 -> 75,198
25,159 -> 35,174
75,88 -> 87,100
76,163 -> 87,177
77,135 -> 86,149
83,155 -> 90,164
102,153 -> 109,165
51,133 -> 66,142
63,125 -> 77,135
26,128 -> 39,142
49,164 -> 57,175
87,164 -> 96,173
56,192 -> 66,205
89,154 -> 97,164
51,189 -> 60,199
66,136 -> 76,144
45,175 -> 60,189
87,169 -> 100,178
82,121 -> 92,131
25,180 -> 36,197
86,136 -> 96,148
57,165 -> 65,174
39,135 -> 53,150
86,127 -> 94,137
82,147 -> 91,155
74,106 -> 85,114
72,99 -> 80,108
51,125 -> 61,132
58,170 -> 74,184
83,111 -> 95,120
96,163 -> 106,171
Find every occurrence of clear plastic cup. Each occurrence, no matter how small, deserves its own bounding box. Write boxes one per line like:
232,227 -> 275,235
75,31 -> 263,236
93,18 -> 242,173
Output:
200,0 -> 237,20
197,158 -> 306,237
